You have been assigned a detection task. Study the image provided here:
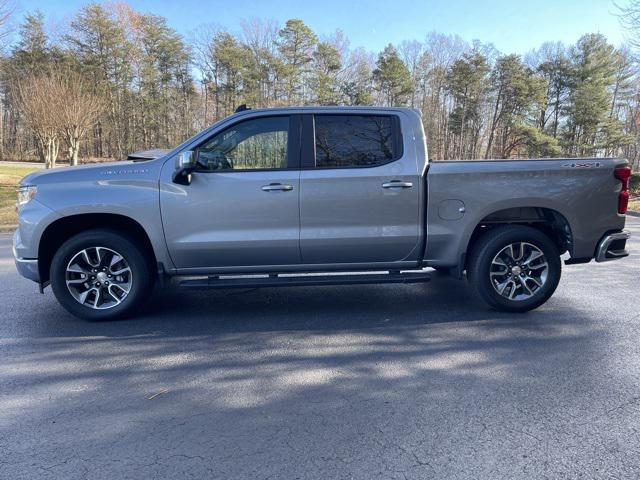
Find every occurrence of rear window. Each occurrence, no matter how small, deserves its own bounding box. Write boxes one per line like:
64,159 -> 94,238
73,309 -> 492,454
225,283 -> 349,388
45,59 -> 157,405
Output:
313,115 -> 401,168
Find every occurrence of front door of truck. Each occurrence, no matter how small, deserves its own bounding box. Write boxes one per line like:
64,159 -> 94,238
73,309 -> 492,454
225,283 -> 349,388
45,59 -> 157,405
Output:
160,114 -> 302,270
299,113 -> 422,264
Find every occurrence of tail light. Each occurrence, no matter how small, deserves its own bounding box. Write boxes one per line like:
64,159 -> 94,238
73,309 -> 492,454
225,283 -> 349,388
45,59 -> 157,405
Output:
614,165 -> 632,214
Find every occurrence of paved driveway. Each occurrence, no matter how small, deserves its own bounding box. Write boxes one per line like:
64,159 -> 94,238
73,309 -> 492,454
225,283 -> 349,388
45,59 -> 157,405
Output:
1,218 -> 639,479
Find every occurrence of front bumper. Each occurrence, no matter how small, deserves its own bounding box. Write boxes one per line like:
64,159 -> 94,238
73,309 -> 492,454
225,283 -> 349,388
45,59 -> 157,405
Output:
14,255 -> 40,282
13,227 -> 40,282
13,198 -> 60,284
595,231 -> 630,262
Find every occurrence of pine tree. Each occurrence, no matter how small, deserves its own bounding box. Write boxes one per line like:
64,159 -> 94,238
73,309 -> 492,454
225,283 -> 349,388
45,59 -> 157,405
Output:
565,34 -> 619,156
373,44 -> 413,106
446,52 -> 490,158
277,19 -> 317,104
312,41 -> 341,105
485,54 -> 549,158
68,4 -> 134,158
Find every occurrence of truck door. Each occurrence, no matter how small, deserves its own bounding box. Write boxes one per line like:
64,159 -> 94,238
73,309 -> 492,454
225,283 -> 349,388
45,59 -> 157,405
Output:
299,113 -> 422,264
160,114 -> 302,270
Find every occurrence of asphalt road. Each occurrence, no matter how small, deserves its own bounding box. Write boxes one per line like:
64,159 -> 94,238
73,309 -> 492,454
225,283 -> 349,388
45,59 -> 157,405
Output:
1,219 -> 640,479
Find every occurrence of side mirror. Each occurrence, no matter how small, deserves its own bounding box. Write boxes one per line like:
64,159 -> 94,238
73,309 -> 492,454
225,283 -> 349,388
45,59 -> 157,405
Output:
172,150 -> 197,185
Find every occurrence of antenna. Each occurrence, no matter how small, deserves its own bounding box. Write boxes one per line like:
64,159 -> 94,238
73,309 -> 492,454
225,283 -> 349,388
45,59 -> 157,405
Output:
235,104 -> 250,113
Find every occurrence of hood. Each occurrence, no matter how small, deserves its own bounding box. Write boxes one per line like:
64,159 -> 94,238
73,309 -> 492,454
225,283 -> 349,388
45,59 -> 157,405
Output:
127,148 -> 170,160
19,160 -> 155,186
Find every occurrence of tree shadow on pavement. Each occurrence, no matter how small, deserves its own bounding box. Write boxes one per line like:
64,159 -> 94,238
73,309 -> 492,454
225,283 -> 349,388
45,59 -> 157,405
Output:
2,219 -> 640,478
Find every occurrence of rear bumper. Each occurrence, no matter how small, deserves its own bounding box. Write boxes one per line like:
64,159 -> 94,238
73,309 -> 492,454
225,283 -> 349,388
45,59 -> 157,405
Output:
595,231 -> 630,262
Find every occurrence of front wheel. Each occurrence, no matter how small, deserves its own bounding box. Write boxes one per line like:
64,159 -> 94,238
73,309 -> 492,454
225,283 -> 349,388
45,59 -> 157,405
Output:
467,225 -> 561,312
50,229 -> 154,320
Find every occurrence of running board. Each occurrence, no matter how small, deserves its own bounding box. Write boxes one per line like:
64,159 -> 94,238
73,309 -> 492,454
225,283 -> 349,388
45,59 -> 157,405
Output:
178,271 -> 431,290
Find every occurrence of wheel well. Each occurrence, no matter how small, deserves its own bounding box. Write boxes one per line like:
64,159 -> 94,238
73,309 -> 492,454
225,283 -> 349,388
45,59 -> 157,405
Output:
38,214 -> 157,283
465,207 -> 573,267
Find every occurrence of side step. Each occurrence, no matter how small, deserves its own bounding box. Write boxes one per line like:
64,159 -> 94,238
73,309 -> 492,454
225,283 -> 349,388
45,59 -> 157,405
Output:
179,271 -> 431,290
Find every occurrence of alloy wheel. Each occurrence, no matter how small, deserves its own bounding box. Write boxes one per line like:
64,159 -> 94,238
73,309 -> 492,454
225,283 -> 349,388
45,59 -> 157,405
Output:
65,246 -> 133,310
489,242 -> 548,301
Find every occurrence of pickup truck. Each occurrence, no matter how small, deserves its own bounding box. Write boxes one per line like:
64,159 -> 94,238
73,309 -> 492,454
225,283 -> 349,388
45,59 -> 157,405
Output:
13,107 -> 632,320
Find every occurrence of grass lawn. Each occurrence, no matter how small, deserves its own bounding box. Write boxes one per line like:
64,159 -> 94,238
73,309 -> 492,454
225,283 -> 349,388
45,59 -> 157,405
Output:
630,197 -> 640,213
0,165 -> 39,230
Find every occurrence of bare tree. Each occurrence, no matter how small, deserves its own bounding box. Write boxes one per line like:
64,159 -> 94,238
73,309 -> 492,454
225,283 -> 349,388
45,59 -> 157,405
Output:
12,68 -> 105,167
12,73 -> 60,167
53,70 -> 106,165
0,0 -> 13,39
399,40 -> 424,108
618,1 -> 640,50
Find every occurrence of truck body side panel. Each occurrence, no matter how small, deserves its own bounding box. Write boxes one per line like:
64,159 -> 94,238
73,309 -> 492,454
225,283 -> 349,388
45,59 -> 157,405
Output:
18,160 -> 173,271
425,158 -> 627,267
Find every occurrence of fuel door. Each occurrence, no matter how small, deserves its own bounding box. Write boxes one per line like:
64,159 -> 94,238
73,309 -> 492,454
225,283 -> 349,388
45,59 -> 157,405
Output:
438,199 -> 466,220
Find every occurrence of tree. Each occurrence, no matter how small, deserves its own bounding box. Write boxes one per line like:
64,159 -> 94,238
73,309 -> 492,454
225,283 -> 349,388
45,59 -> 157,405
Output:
1,8 -> 639,165
341,48 -> 374,105
0,0 -> 12,39
1,7 -> 39,161
54,69 -> 106,166
420,32 -> 469,159
9,11 -> 50,74
446,51 -> 490,158
373,44 -> 413,106
12,73 -> 60,167
565,34 -> 619,156
528,42 -> 571,138
399,40 -> 424,108
208,31 -> 248,115
617,0 -> 640,50
240,18 -> 281,109
609,47 -> 636,118
132,12 -> 195,146
507,124 -> 562,158
277,19 -> 317,103
67,4 -> 134,158
312,41 -> 341,105
485,54 -> 547,158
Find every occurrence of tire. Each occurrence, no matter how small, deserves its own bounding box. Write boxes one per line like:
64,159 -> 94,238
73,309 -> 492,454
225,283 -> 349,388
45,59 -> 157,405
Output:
467,225 -> 561,313
50,229 -> 155,320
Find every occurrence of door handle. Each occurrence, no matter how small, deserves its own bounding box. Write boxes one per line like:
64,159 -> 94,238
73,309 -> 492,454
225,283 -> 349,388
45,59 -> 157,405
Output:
261,183 -> 293,192
382,181 -> 413,189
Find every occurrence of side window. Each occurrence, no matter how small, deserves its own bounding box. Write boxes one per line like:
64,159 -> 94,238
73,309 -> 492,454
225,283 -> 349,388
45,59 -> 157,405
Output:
197,116 -> 289,171
314,115 -> 400,168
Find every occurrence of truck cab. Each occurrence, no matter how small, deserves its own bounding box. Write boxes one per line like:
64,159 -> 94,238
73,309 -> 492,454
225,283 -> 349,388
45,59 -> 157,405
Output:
161,107 -> 425,272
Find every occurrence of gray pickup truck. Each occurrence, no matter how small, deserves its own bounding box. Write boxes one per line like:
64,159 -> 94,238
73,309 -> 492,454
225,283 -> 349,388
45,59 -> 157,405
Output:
13,107 -> 632,320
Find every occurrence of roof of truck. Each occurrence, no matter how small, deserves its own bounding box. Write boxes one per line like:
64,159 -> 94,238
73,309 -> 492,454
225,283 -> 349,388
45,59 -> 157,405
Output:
229,105 -> 421,117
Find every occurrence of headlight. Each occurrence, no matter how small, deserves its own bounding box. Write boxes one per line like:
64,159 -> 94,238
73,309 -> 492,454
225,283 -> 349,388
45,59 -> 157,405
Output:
17,185 -> 37,207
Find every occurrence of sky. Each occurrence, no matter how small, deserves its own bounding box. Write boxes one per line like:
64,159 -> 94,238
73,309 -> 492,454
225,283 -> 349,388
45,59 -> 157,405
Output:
12,0 -> 628,54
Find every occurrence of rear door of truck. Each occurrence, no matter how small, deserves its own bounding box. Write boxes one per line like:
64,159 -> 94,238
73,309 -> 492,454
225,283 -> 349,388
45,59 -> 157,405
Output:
298,111 -> 422,264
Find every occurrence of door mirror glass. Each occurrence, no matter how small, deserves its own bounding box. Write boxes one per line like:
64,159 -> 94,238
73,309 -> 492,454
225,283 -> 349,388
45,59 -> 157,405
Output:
176,150 -> 197,169
173,150 -> 197,185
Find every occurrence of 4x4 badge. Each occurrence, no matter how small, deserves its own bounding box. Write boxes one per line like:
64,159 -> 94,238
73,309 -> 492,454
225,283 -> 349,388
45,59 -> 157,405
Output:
561,162 -> 602,168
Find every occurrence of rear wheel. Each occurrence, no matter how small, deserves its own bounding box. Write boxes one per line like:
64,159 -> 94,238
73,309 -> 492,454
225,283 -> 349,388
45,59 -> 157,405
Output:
50,229 -> 154,320
467,225 -> 561,312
